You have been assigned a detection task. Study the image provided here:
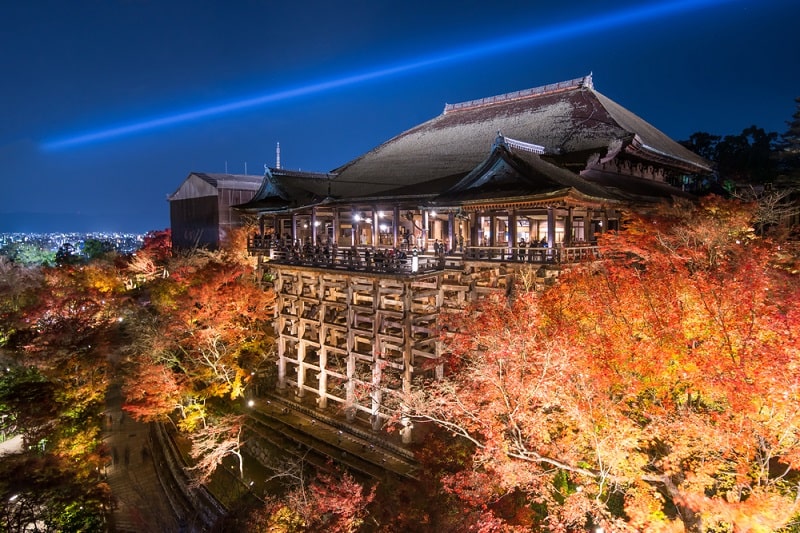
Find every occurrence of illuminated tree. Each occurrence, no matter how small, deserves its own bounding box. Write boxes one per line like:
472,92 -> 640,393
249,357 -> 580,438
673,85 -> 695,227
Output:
0,255 -> 123,531
0,257 -> 43,346
249,465 -> 375,533
407,197 -> 800,532
121,244 -> 275,489
123,251 -> 274,428
0,453 -> 111,532
141,228 -> 172,263
188,414 -> 247,485
0,242 -> 56,267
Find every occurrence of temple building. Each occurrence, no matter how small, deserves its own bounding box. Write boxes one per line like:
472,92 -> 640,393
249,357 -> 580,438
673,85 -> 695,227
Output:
235,74 -> 710,442
168,172 -> 263,250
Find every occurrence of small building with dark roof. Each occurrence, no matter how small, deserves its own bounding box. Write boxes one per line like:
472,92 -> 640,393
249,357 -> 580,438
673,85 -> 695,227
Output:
168,172 -> 263,250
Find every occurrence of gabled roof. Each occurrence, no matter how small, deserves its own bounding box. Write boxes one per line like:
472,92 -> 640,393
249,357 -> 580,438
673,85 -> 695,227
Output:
235,168 -> 335,212
432,135 -> 625,206
168,172 -> 263,201
330,75 -> 709,196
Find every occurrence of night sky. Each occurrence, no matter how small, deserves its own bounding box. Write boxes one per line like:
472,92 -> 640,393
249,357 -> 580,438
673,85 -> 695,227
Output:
2,0 -> 798,233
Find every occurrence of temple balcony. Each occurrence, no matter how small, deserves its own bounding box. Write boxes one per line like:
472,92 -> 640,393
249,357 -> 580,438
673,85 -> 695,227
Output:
248,236 -> 599,273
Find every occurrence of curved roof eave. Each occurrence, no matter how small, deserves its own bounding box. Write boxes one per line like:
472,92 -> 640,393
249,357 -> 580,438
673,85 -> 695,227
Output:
628,135 -> 713,174
434,187 -> 623,209
591,90 -> 712,173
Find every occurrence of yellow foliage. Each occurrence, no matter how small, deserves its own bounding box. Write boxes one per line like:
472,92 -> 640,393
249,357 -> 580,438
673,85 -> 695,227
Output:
178,402 -> 207,433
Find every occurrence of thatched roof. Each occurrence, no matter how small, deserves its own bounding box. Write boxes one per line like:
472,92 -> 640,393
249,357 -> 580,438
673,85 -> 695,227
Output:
329,75 -> 709,197
234,75 -> 709,213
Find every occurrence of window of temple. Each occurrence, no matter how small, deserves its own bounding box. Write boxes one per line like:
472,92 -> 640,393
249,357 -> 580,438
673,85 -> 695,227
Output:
495,216 -> 509,245
572,217 -> 586,242
516,218 -> 531,242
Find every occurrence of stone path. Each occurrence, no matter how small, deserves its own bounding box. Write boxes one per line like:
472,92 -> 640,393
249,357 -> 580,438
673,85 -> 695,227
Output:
103,381 -> 181,532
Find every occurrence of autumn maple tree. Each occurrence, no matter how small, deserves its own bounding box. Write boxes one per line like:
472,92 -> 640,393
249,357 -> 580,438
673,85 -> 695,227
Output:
121,228 -> 275,490
406,196 -> 800,532
0,253 -> 124,530
122,249 -> 274,421
248,465 -> 376,533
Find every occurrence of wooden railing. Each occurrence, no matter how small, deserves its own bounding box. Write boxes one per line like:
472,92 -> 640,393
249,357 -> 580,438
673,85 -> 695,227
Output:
248,236 -> 600,274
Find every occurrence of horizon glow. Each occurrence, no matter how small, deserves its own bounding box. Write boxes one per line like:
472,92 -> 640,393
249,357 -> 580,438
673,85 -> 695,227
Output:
42,0 -> 736,150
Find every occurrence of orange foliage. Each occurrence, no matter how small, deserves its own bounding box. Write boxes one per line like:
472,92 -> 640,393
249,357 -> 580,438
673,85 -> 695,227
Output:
410,197 -> 800,532
252,467 -> 376,533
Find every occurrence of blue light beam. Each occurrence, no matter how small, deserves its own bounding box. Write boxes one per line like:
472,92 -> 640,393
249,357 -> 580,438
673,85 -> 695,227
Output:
43,0 -> 736,150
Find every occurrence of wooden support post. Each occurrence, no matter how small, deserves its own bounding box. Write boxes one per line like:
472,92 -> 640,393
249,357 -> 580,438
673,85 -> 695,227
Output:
393,206 -> 400,248
311,208 -> 318,246
565,207 -> 573,247
509,210 -> 517,258
448,212 -> 455,253
296,341 -> 306,398
318,348 -> 328,409
547,207 -> 555,249
372,207 -> 379,247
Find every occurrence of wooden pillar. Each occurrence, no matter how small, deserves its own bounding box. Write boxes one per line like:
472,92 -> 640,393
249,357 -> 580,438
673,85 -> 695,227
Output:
393,206 -> 400,248
345,279 -> 356,421
329,208 -> 337,246
311,208 -> 318,246
402,278 -> 414,440
547,207 -> 556,249
583,210 -> 591,242
423,211 -> 429,251
489,214 -> 496,247
291,213 -> 298,245
448,212 -> 455,253
277,339 -> 286,389
471,212 -> 480,249
317,349 -> 328,408
509,210 -> 517,257
296,342 -> 306,398
345,353 -> 356,421
564,207 -> 573,246
371,362 -> 382,431
372,207 -> 379,247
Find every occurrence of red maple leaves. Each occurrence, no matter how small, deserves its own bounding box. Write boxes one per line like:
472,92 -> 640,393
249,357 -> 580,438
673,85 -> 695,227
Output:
409,197 -> 800,532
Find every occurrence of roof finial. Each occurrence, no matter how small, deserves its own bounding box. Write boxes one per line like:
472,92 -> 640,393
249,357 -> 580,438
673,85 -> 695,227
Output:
276,142 -> 281,170
493,131 -> 507,149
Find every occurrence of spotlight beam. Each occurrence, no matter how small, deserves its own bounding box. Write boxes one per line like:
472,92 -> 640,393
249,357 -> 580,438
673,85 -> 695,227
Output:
43,0 -> 735,150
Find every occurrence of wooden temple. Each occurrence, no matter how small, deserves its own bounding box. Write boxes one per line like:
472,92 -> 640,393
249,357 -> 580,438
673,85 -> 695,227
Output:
236,74 -> 710,443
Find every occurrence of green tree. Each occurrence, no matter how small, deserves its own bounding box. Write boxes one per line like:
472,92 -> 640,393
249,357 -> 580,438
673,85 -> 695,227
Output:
0,242 -> 56,266
81,238 -> 114,260
0,453 -> 111,532
776,96 -> 800,183
716,125 -> 779,185
55,243 -> 82,266
680,131 -> 721,162
681,126 -> 780,188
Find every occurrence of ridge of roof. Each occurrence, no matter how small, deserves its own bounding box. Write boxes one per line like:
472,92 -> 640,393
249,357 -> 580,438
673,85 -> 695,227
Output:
195,172 -> 263,179
268,167 -> 333,180
443,74 -> 593,114
190,172 -> 264,189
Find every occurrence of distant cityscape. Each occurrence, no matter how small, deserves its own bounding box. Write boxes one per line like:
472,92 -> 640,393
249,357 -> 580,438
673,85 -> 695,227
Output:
0,232 -> 145,257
